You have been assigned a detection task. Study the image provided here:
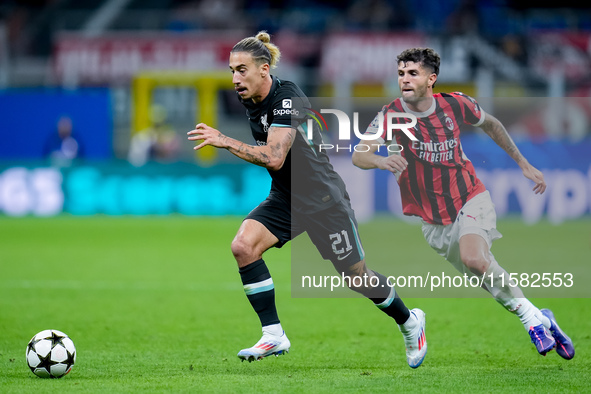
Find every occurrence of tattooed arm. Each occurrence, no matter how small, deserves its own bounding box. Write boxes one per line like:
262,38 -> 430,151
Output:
479,112 -> 546,194
187,123 -> 296,171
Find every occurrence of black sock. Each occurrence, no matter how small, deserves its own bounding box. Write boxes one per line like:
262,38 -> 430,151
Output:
238,259 -> 280,327
371,272 -> 410,325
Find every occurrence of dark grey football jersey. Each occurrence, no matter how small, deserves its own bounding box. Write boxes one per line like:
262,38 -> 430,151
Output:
240,76 -> 347,213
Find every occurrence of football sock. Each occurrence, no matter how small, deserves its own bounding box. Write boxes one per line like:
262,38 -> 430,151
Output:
399,311 -> 418,333
506,298 -> 551,331
483,259 -> 551,331
371,272 -> 411,325
262,323 -> 284,337
540,313 -> 551,329
239,259 -> 280,327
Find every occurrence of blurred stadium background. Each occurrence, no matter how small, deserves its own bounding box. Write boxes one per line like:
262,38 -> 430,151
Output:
0,0 -> 590,222
1,3 -> 590,390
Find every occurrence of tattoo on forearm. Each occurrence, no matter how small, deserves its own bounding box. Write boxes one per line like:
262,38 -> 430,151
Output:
225,128 -> 294,168
481,116 -> 524,163
271,130 -> 293,160
237,144 -> 270,166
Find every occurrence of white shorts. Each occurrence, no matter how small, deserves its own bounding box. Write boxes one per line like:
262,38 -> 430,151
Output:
421,191 -> 502,275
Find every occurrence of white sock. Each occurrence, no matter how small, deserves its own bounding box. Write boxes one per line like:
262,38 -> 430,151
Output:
399,313 -> 417,333
483,260 -> 551,331
262,323 -> 283,337
538,312 -> 551,329
512,299 -> 551,331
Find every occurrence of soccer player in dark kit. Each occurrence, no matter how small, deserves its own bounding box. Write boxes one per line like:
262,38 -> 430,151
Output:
352,47 -> 574,360
188,32 -> 427,367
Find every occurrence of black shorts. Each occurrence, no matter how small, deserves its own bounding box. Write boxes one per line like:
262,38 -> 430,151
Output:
245,192 -> 365,266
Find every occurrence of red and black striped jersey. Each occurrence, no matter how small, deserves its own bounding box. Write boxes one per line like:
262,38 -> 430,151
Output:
367,92 -> 486,225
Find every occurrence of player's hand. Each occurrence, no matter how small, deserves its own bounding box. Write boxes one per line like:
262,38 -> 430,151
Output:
377,155 -> 408,174
520,160 -> 546,194
187,123 -> 226,150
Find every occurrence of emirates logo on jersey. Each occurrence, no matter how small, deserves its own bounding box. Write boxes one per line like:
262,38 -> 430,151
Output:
411,137 -> 458,163
444,116 -> 454,131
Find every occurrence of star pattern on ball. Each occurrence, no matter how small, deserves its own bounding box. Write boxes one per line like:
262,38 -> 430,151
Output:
48,331 -> 67,348
65,349 -> 76,367
36,351 -> 61,377
27,337 -> 42,354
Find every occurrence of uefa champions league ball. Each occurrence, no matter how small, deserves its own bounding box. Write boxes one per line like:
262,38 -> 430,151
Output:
26,329 -> 76,378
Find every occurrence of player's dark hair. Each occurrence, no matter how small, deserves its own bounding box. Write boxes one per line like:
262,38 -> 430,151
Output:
232,31 -> 281,69
397,48 -> 440,87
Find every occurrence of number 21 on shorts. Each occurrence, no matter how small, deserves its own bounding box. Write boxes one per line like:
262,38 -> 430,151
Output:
330,230 -> 353,260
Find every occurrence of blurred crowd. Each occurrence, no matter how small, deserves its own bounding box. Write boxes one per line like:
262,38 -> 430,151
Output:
2,0 -> 590,61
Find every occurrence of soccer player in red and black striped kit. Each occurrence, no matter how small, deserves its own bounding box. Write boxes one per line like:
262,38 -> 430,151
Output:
353,47 -> 574,360
188,33 -> 427,367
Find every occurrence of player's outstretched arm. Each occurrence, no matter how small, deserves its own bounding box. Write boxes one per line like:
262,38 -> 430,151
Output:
187,123 -> 295,171
479,113 -> 546,194
352,143 -> 408,174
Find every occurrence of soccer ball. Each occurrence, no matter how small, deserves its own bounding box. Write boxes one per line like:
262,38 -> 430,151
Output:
26,329 -> 76,378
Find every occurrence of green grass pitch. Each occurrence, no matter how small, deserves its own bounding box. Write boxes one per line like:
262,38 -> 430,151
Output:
1,216 -> 589,392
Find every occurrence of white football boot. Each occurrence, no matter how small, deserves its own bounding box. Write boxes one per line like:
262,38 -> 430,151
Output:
398,308 -> 427,368
237,329 -> 291,362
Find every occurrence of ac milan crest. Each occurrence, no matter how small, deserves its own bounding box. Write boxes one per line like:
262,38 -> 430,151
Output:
444,116 -> 454,131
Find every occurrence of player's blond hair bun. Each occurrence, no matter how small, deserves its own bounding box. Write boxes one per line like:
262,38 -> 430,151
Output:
232,31 -> 281,68
255,31 -> 271,43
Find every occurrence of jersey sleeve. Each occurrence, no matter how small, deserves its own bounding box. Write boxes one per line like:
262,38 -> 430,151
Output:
451,92 -> 485,127
270,89 -> 306,129
364,105 -> 389,143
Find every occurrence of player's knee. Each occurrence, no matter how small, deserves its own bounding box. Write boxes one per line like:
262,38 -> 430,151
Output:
461,253 -> 490,275
231,237 -> 254,262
